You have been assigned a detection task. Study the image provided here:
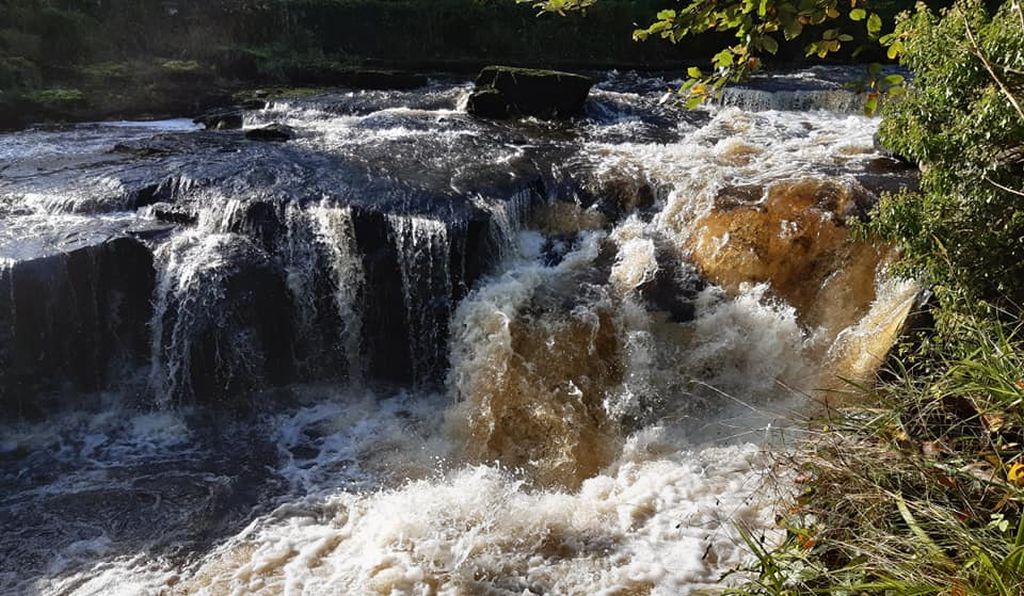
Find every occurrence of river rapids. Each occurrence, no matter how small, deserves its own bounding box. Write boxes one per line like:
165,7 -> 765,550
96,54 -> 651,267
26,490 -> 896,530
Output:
0,68 -> 919,595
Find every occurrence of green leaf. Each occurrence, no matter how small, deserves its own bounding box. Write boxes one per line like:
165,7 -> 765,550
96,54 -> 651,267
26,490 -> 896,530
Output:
684,96 -> 704,110
758,0 -> 769,17
887,40 -> 904,59
867,12 -> 882,36
881,74 -> 905,87
864,93 -> 879,116
713,49 -> 735,67
850,8 -> 866,21
656,9 -> 676,21
761,36 -> 779,54
784,19 -> 803,40
687,66 -> 703,78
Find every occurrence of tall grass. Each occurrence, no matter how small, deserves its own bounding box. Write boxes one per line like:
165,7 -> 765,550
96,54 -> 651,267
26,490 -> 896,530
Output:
731,308 -> 1024,594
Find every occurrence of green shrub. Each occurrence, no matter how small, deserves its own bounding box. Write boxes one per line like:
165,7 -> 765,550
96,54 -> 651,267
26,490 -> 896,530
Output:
159,59 -> 203,74
870,0 -> 1024,314
30,87 -> 85,109
79,61 -> 132,84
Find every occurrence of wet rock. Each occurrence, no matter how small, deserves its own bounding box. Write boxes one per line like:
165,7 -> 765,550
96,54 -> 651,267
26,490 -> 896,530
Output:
149,235 -> 295,407
350,208 -> 411,384
878,289 -> 935,384
245,123 -> 294,142
151,205 -> 198,226
112,142 -> 175,158
465,88 -> 508,119
637,242 -> 704,323
468,66 -> 593,120
0,86 -> 563,403
194,108 -> 244,130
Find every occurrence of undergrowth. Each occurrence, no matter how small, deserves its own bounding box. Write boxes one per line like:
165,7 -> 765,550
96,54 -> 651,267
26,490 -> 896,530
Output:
731,309 -> 1024,594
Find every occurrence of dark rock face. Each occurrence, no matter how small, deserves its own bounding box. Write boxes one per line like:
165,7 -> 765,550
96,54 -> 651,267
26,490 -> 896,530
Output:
336,70 -> 429,90
0,237 -> 155,418
467,66 -> 593,120
245,123 -> 295,142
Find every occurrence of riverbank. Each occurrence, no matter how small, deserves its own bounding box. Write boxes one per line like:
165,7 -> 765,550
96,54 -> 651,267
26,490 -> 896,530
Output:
1,0 -> 908,131
0,0 -> 692,130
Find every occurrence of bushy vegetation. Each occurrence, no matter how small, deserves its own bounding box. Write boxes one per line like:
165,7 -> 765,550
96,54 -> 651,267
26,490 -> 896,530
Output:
871,0 -> 1024,315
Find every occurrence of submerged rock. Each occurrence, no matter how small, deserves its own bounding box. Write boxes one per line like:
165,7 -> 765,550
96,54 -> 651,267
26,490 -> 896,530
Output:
245,123 -> 295,142
194,108 -> 244,130
467,66 -> 593,120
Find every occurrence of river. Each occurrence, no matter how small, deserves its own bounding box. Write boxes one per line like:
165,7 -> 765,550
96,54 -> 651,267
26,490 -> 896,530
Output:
0,67 -> 918,595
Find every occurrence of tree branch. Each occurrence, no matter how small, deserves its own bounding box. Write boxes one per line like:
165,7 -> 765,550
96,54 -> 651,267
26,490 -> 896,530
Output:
985,176 -> 1024,199
964,16 -> 1024,123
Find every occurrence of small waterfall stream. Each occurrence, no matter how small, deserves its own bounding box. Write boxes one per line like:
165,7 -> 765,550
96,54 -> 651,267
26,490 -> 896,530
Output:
388,214 -> 454,385
0,70 -> 920,594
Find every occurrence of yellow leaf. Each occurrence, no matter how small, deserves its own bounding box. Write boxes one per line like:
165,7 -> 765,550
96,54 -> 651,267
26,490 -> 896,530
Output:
1008,462 -> 1024,486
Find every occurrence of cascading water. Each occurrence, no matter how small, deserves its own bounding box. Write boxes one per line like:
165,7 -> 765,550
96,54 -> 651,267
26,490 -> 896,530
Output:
148,232 -> 274,405
388,214 -> 454,385
0,70 -> 921,594
282,201 -> 365,382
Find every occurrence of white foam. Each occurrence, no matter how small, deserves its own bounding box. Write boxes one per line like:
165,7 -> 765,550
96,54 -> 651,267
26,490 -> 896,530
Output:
188,438 -> 783,595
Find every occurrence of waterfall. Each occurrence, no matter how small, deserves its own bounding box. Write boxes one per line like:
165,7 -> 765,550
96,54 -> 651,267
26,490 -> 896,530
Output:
387,214 -> 453,385
0,72 -> 923,595
280,201 -> 365,381
473,188 -> 533,264
148,233 -> 271,405
717,87 -> 865,112
309,202 -> 365,383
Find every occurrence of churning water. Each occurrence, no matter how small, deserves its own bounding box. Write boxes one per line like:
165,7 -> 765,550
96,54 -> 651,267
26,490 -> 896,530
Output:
0,68 -> 918,594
